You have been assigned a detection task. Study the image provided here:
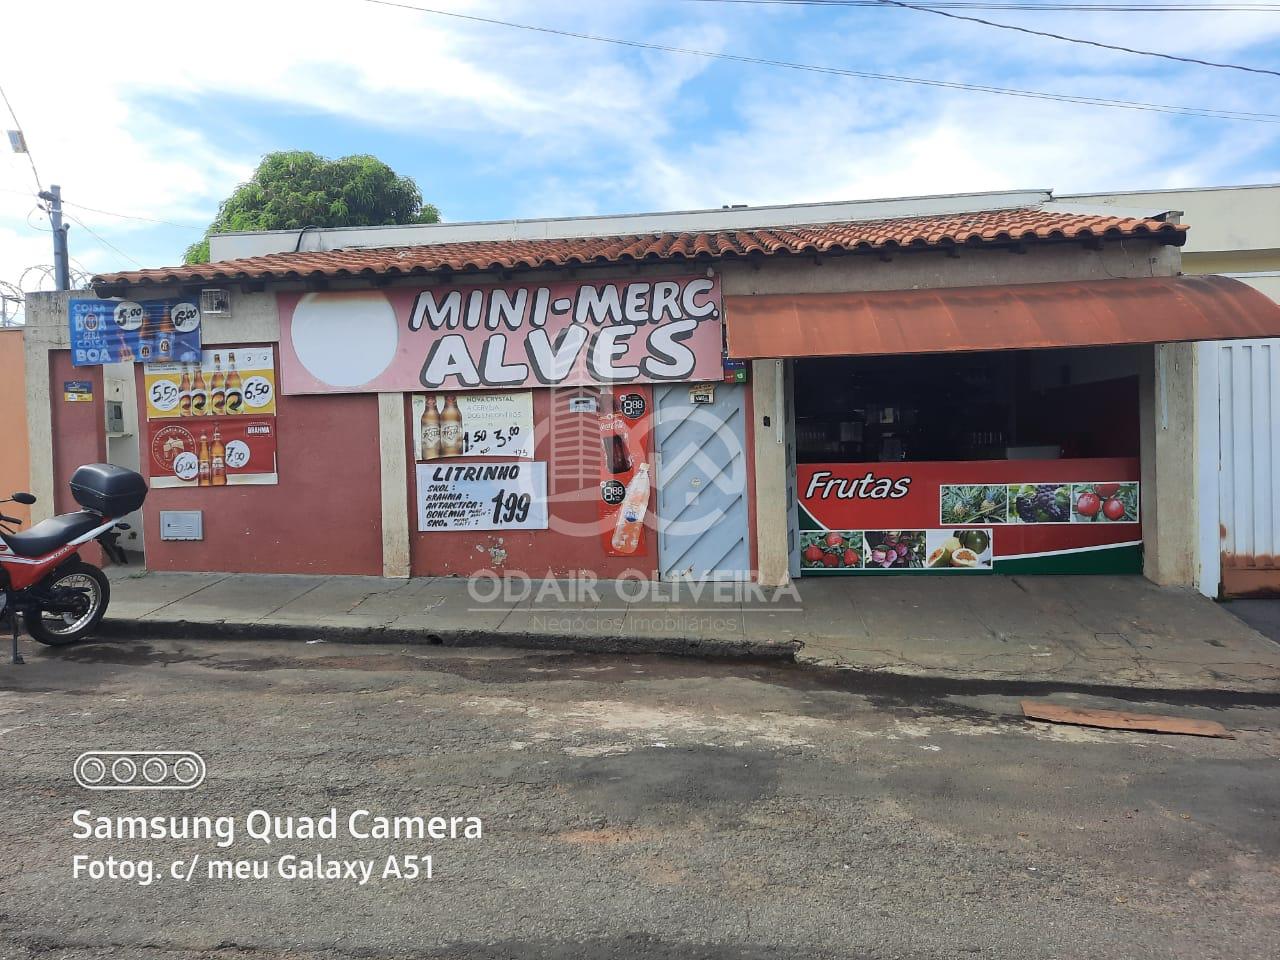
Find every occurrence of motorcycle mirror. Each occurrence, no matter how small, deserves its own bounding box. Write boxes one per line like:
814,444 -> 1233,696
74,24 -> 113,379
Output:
10,492 -> 35,505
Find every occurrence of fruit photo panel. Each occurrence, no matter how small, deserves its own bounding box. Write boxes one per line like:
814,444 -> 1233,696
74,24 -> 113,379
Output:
863,531 -> 927,569
938,484 -> 1009,525
1007,483 -> 1072,524
1070,482 -> 1140,523
800,530 -> 864,570
925,529 -> 994,570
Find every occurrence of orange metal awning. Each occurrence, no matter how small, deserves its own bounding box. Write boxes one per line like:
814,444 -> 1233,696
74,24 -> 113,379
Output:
725,276 -> 1280,358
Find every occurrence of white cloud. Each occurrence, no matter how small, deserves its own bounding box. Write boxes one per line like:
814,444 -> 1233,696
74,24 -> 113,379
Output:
0,0 -> 1275,286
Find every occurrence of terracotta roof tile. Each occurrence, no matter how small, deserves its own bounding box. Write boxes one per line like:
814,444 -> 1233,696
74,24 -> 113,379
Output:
92,207 -> 1186,289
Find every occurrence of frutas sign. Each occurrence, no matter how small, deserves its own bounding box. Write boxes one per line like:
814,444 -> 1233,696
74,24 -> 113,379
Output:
278,276 -> 723,395
799,458 -> 1143,575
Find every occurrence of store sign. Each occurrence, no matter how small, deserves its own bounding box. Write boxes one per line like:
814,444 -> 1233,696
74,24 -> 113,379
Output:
799,458 -> 1142,575
416,461 -> 549,532
144,348 -> 276,420
69,298 -> 202,367
412,391 -> 533,461
278,276 -> 723,395
146,418 -> 278,488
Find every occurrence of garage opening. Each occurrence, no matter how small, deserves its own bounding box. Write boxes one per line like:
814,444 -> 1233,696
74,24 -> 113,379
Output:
793,347 -> 1144,575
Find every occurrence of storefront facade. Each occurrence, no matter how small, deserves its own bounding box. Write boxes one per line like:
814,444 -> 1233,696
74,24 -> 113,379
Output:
21,191 -> 1280,591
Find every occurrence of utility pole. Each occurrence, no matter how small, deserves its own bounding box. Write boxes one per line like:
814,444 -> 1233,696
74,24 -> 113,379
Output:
38,185 -> 71,291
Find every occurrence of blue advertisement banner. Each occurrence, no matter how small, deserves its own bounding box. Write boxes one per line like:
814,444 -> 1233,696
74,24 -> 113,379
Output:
69,298 -> 203,367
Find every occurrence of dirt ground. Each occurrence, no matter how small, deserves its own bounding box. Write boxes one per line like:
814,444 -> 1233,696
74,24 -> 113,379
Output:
2,636 -> 1278,959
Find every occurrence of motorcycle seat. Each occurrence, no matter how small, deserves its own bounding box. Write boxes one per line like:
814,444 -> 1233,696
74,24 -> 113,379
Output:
0,511 -> 104,558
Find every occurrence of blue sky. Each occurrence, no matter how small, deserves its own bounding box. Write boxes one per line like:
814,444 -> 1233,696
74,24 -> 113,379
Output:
2,0 -> 1278,306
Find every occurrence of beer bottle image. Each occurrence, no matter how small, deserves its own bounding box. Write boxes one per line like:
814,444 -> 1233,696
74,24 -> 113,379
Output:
116,329 -> 134,363
156,309 -> 175,360
191,363 -> 208,415
136,308 -> 154,362
611,462 -> 650,555
210,353 -> 226,415
178,365 -> 193,417
224,352 -> 243,414
419,395 -> 441,461
197,432 -> 212,487
211,425 -> 227,486
440,395 -> 464,457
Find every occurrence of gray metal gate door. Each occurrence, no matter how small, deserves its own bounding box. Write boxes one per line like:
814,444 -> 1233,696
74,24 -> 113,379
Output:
1218,339 -> 1280,597
655,383 -> 751,580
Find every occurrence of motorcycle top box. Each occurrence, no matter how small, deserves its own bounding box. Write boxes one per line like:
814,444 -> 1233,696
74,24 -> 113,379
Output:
69,464 -> 148,517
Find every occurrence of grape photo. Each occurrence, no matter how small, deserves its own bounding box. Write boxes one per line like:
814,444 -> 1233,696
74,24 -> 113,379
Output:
1008,484 -> 1071,524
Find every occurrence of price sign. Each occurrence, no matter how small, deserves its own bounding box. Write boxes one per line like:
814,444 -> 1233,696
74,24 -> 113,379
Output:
149,378 -> 181,413
242,375 -> 274,409
416,462 -> 548,532
171,302 -> 200,333
617,393 -> 646,420
224,440 -> 251,469
413,391 -> 534,461
173,452 -> 199,482
113,301 -> 145,331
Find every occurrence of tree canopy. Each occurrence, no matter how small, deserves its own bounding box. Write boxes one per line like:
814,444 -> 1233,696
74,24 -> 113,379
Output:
184,151 -> 441,263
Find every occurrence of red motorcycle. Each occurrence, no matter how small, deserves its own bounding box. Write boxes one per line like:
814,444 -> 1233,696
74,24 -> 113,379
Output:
0,464 -> 146,663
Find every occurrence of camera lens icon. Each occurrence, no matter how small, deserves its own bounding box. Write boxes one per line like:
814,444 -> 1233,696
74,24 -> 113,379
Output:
75,751 -> 205,791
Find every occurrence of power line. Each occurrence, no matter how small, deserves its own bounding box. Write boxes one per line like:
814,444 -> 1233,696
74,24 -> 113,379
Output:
354,0 -> 1280,122
0,81 -> 42,195
689,0 -> 1280,76
805,0 -> 1280,75
61,200 -> 202,231
681,1 -> 1280,9
63,212 -> 144,268
2,187 -> 202,230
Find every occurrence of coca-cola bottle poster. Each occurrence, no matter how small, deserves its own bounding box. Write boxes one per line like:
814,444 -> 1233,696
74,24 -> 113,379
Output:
597,388 -> 653,557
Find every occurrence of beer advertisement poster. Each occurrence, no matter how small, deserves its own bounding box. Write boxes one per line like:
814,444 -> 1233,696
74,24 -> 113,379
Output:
146,418 -> 279,488
412,391 -> 534,461
144,347 -> 276,420
69,298 -> 202,367
596,388 -> 653,557
416,462 -> 549,532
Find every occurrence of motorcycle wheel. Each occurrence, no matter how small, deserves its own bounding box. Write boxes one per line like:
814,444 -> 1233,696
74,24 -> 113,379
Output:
27,561 -> 111,646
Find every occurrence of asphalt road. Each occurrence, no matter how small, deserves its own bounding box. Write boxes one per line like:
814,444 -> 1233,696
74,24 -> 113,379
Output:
1,636 -> 1278,960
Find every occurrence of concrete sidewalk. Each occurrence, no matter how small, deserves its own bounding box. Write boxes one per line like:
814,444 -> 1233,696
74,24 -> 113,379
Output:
99,568 -> 1280,696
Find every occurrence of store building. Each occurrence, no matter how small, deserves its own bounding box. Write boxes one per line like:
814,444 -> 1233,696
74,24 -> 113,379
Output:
18,189 -> 1280,590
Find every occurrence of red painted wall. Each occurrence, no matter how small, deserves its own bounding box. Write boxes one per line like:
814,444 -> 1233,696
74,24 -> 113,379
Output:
136,350 -> 383,575
408,389 -> 659,579
49,351 -> 107,565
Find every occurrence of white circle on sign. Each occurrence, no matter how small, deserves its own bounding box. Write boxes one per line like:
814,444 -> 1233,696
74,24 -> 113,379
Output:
173,451 -> 199,481
224,440 -> 250,469
291,291 -> 397,387
242,375 -> 274,408
149,378 -> 181,412
113,301 -> 145,331
170,302 -> 201,333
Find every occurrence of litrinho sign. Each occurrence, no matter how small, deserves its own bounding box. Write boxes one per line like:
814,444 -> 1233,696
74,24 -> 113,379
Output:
278,276 -> 723,394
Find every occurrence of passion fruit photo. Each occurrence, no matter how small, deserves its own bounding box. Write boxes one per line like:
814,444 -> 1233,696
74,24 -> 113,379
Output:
924,529 -> 993,570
